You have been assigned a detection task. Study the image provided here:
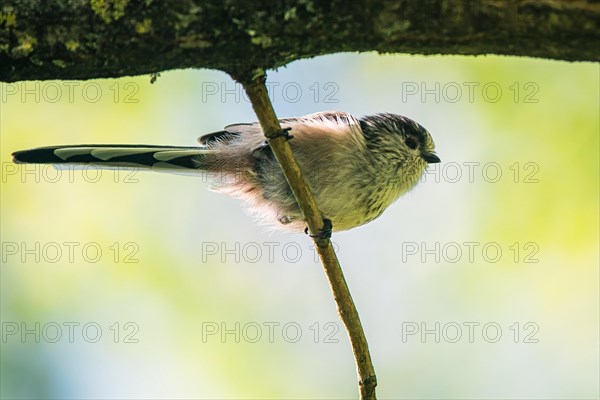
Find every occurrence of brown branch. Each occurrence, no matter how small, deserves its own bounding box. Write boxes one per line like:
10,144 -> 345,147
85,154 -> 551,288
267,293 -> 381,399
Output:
1,0 -> 599,82
239,69 -> 377,399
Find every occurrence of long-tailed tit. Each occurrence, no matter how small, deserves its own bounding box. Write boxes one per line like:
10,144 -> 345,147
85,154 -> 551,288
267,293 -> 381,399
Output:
13,111 -> 440,232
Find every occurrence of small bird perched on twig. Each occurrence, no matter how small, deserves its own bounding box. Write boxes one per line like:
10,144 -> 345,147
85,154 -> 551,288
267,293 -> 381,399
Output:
13,111 -> 440,233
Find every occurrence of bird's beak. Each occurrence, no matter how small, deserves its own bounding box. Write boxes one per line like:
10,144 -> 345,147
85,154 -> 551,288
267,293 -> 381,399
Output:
421,152 -> 440,164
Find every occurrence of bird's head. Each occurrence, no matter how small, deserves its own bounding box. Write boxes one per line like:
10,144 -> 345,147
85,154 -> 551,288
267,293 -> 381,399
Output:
359,113 -> 440,167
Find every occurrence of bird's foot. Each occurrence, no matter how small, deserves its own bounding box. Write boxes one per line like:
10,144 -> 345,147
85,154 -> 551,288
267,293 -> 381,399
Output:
278,215 -> 293,225
270,127 -> 293,141
304,218 -> 333,240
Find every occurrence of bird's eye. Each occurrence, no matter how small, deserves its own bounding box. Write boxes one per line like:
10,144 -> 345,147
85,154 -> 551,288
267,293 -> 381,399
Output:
405,136 -> 418,150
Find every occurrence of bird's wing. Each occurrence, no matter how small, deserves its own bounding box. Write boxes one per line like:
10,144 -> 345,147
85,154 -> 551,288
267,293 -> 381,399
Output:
197,130 -> 240,145
197,122 -> 263,145
197,112 -> 355,145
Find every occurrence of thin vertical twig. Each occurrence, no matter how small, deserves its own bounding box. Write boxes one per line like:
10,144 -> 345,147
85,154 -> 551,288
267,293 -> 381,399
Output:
237,70 -> 377,399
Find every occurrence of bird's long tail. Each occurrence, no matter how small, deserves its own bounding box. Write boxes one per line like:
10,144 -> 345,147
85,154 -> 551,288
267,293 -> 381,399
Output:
12,144 -> 210,172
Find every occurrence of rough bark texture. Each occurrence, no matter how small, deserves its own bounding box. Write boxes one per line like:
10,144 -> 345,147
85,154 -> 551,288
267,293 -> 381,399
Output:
1,0 -> 598,82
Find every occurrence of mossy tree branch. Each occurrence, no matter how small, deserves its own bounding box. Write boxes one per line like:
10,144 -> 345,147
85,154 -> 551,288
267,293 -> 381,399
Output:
1,0 -> 599,82
240,70 -> 377,399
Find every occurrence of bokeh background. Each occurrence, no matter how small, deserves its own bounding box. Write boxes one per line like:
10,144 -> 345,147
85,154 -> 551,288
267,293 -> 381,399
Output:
1,53 -> 598,399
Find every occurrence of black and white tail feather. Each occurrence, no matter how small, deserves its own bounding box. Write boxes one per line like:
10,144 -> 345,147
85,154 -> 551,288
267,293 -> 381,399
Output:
12,144 -> 211,172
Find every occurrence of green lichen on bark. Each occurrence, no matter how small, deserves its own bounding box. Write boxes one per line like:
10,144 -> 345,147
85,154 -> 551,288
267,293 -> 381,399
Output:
90,0 -> 129,24
0,0 -> 598,82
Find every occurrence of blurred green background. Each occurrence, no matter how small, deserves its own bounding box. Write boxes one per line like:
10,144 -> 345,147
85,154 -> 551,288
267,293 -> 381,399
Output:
1,54 -> 598,399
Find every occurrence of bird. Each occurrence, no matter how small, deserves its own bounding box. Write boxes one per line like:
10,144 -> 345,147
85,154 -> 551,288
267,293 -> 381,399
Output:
12,111 -> 440,233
